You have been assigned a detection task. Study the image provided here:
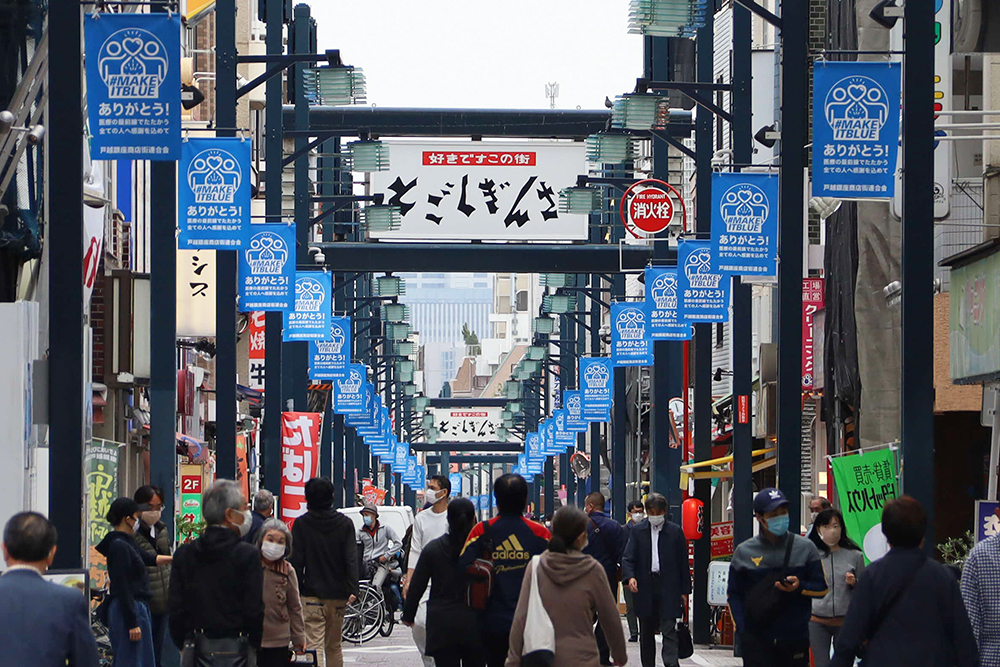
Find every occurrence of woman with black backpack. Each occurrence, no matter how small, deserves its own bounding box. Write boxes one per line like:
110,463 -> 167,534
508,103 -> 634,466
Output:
402,498 -> 483,667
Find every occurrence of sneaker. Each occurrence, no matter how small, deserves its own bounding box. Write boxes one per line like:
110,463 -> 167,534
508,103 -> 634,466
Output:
628,635 -> 639,643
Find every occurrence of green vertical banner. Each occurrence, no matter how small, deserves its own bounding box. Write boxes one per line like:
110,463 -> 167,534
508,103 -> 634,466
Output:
86,439 -> 121,590
830,448 -> 898,564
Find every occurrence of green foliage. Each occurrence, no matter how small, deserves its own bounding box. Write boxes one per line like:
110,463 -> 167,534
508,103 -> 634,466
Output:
937,530 -> 975,571
176,514 -> 206,545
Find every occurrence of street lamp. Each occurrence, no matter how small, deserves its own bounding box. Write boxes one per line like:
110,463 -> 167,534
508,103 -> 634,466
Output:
505,381 -> 522,400
540,274 -> 578,289
558,186 -> 600,215
387,322 -> 411,340
527,346 -> 549,361
422,413 -> 434,429
393,340 -> 415,356
348,140 -> 390,172
413,396 -> 431,412
302,54 -> 367,106
396,359 -> 416,375
533,315 -> 556,334
361,205 -> 402,233
585,132 -> 636,164
628,0 -> 708,37
375,275 -> 406,297
610,93 -> 668,130
497,426 -> 509,440
381,303 -> 410,322
403,383 -> 417,396
509,401 -> 523,414
542,294 -> 577,314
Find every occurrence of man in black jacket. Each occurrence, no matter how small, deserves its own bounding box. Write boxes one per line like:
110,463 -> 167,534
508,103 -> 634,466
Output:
290,477 -> 359,667
168,479 -> 264,655
584,491 -> 628,665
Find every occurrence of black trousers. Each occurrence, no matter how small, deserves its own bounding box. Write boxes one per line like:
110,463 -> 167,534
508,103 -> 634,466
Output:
433,644 -> 486,667
257,646 -> 291,667
483,629 -> 510,667
594,571 -> 619,664
740,634 -> 810,667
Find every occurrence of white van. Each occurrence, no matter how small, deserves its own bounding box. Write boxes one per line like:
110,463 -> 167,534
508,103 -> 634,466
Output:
341,504 -> 414,539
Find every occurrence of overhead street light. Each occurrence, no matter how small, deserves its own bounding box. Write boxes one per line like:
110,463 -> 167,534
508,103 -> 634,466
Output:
348,140 -> 390,172
375,275 -> 406,297
533,315 -> 557,334
361,205 -> 402,233
381,303 -> 410,322
542,294 -> 577,314
540,274 -> 578,289
585,132 -> 637,164
558,186 -> 600,215
303,51 -> 367,106
610,93 -> 668,130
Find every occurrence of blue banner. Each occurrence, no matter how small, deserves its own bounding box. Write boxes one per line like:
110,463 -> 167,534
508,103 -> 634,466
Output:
284,272 -> 332,341
310,316 -> 351,381
544,420 -> 559,456
563,392 -> 589,432
239,223 -> 294,311
611,302 -> 654,367
579,357 -> 613,417
645,268 -> 692,340
449,473 -> 463,495
813,61 -> 901,199
178,138 -> 251,249
85,13 -> 181,160
712,172 -> 779,275
554,411 -> 576,449
333,364 -> 367,415
677,240 -> 730,322
394,441 -> 408,471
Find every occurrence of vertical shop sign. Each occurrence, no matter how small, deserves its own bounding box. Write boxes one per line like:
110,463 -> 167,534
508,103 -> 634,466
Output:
86,439 -> 120,588
248,311 -> 266,391
178,138 -> 251,248
280,412 -> 322,526
239,224 -> 295,310
830,448 -> 898,563
802,279 -> 825,390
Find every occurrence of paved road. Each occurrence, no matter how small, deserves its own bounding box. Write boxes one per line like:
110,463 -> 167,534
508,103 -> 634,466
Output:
330,618 -> 740,666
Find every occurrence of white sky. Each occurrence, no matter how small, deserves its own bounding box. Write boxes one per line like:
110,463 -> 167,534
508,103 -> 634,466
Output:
311,1 -> 644,110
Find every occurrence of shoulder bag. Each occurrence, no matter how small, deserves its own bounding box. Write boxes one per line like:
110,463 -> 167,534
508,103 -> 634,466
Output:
742,534 -> 795,627
465,521 -> 495,610
180,634 -> 255,667
521,556 -> 556,667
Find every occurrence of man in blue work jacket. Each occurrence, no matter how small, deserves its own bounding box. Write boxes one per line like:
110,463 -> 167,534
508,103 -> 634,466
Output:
585,491 -> 628,666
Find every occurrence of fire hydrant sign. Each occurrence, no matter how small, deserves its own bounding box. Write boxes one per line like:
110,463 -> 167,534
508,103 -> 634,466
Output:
280,412 -> 322,527
711,172 -> 779,276
812,61 -> 901,199
611,302 -> 653,367
620,179 -> 685,238
310,316 -> 351,381
84,13 -> 181,160
178,138 -> 252,248
283,272 -> 332,341
238,223 -> 295,311
677,240 -> 730,323
644,267 -> 692,340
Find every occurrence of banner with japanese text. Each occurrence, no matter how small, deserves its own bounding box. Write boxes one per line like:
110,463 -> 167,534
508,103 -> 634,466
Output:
645,267 -> 692,340
813,61 -> 901,199
239,224 -> 295,310
677,240 -> 730,322
85,13 -> 181,160
280,412 -> 322,527
310,316 -> 351,381
579,357 -> 612,419
247,312 -> 266,391
611,302 -> 653,367
830,448 -> 898,564
284,272 -> 332,341
554,410 -> 576,449
432,407 -> 502,442
179,138 -> 251,248
86,438 -> 120,591
449,473 -> 463,495
802,279 -> 825,390
562,391 -> 589,432
711,172 -> 779,276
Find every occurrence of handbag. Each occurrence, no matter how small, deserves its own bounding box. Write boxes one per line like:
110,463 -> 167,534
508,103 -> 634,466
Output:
742,534 -> 795,627
465,521 -> 495,611
180,634 -> 256,667
677,621 -> 694,659
521,556 -> 556,667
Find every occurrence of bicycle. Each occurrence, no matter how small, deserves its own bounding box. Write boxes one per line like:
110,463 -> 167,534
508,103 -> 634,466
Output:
342,558 -> 399,644
90,587 -> 114,667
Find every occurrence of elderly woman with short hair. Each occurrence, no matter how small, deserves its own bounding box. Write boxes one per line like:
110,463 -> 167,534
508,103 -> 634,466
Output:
256,518 -> 307,667
168,479 -> 265,663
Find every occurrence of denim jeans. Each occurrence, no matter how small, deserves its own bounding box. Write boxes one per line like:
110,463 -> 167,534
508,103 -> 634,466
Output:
108,598 -> 156,667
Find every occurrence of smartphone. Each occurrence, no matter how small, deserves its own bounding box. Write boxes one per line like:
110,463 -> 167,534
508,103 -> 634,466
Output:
782,576 -> 795,586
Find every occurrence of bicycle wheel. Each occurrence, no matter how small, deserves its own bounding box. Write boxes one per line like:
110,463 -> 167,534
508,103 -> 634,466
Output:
343,582 -> 384,645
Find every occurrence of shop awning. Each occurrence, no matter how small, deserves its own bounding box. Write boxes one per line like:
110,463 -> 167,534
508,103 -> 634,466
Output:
679,446 -> 776,489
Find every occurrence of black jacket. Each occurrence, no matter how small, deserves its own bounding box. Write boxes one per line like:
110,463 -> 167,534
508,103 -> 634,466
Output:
402,534 -> 481,656
96,530 -> 156,630
289,508 -> 359,600
831,548 -> 978,667
242,511 -> 267,545
583,511 -> 627,586
133,522 -> 172,615
168,526 -> 264,650
621,519 -> 691,620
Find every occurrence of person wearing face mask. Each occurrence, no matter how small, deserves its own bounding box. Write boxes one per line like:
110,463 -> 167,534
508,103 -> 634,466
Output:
406,474 -> 452,667
623,499 -> 645,643
97,497 -> 173,666
807,497 -> 833,534
805,508 -> 864,667
131,485 -> 173,667
256,519 -> 306,667
622,492 -> 690,667
727,488 -> 827,667
168,479 -> 264,664
583,491 -> 627,665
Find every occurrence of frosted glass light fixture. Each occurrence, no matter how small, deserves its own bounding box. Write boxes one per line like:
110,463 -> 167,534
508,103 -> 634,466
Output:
533,315 -> 556,334
628,0 -> 709,38
558,186 -> 600,215
610,93 -> 668,130
375,275 -> 406,297
303,65 -> 367,106
586,132 -> 636,164
361,205 -> 402,233
381,303 -> 409,322
348,140 -> 390,172
542,294 -> 577,314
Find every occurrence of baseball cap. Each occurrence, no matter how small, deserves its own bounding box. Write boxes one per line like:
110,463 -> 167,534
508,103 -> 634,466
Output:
753,488 -> 789,514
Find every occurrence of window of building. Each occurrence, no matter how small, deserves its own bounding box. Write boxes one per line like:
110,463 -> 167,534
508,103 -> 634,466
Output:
515,290 -> 528,312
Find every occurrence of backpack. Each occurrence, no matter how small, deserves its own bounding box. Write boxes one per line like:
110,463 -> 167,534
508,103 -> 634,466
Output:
465,521 -> 495,610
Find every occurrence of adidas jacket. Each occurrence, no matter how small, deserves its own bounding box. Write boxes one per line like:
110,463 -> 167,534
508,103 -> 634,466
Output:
459,514 -> 551,633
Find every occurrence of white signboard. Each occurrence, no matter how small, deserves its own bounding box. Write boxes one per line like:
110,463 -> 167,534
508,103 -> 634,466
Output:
176,249 -> 216,337
432,407 -> 503,442
369,141 -> 588,241
708,560 -> 730,606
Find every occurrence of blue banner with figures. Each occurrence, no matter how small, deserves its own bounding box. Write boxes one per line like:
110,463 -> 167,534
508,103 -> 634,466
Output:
645,268 -> 692,340
333,364 -> 367,415
562,392 -> 589,432
85,13 -> 181,160
611,302 -> 654,367
677,240 -> 730,322
449,473 -> 463,496
310,316 -> 351,381
284,272 -> 332,341
711,172 -> 779,275
554,411 -> 576,449
179,138 -> 251,249
579,357 -> 613,418
813,61 -> 901,199
239,223 -> 294,310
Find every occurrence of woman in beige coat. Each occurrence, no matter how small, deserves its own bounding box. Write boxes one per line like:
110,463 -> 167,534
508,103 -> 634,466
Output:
256,518 -> 306,666
507,506 -> 627,666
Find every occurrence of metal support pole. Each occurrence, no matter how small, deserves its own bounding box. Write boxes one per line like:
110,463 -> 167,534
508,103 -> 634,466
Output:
576,288 -> 587,508
612,275 -> 627,523
214,0 -> 238,479
901,0 -> 936,543
561,313 -> 576,505
776,0 -> 808,531
590,274 -> 602,489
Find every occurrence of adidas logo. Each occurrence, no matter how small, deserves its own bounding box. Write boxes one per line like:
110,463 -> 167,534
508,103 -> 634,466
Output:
492,535 -> 532,561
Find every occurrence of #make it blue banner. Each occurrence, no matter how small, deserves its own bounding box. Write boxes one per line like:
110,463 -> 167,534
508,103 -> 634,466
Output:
712,172 -> 779,276
310,316 -> 351,381
611,302 -> 653,367
239,223 -> 294,310
179,138 -> 252,249
449,473 -> 463,495
554,411 -> 576,448
813,61 -> 901,199
580,357 -> 612,419
645,268 -> 692,340
677,240 -> 730,323
333,364 -> 367,415
563,392 -> 589,432
85,13 -> 181,160
284,272 -> 332,341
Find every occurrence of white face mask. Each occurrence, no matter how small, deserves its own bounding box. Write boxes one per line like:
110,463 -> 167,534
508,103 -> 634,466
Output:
261,541 -> 285,561
425,488 -> 443,503
631,512 -> 645,523
647,514 -> 666,527
230,509 -> 252,537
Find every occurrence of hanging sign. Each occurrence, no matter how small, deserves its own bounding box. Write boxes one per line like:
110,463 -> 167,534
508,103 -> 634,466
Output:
611,302 -> 654,367
677,240 -> 730,322
449,473 -> 463,495
84,13 -> 181,160
813,61 -> 901,199
310,316 -> 351,381
579,357 -> 613,418
247,312 -> 266,391
284,272 -> 332,341
975,501 -> 1000,544
563,392 -> 589,432
238,223 -> 295,311
619,179 -> 686,238
431,408 -> 502,442
280,412 -> 322,527
554,410 -> 576,449
178,138 -> 251,248
645,267 -> 692,340
802,279 -> 825,390
830,448 -> 898,564
711,172 -> 779,276
333,364 -> 367,415
526,432 -> 545,462
176,249 -> 216,337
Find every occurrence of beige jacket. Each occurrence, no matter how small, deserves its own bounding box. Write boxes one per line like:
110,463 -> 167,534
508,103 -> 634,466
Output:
507,550 -> 627,667
261,559 -> 306,649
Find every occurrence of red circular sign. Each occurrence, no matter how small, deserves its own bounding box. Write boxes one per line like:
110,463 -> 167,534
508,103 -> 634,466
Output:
619,179 -> 686,238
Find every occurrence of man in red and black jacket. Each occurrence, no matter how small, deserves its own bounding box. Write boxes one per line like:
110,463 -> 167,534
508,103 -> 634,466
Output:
459,473 -> 550,667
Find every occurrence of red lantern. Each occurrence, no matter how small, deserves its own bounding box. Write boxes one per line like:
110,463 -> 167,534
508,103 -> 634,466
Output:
682,497 -> 705,541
